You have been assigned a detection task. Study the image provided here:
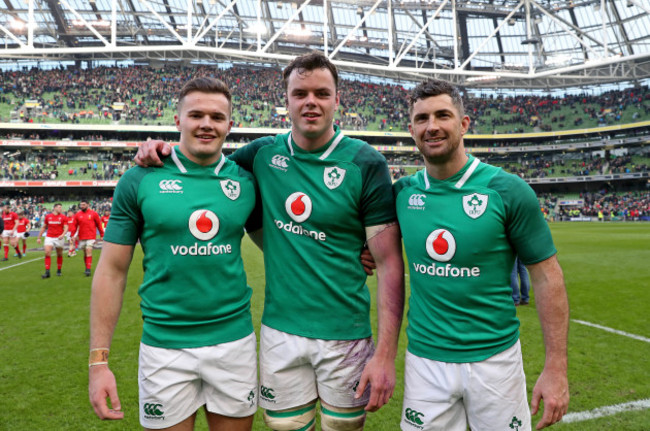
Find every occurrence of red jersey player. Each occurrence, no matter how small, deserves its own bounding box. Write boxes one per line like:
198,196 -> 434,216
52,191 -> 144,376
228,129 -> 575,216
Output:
73,201 -> 104,276
36,203 -> 68,278
15,210 -> 31,255
2,203 -> 21,261
100,210 -> 110,231
66,210 -> 77,257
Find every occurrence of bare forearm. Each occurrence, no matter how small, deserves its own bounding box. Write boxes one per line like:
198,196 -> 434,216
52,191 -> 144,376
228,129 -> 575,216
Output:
89,243 -> 134,349
367,224 -> 405,358
530,256 -> 569,370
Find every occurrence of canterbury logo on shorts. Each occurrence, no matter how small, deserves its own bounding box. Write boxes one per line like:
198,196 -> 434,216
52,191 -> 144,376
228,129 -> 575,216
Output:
143,402 -> 165,418
404,407 -> 424,425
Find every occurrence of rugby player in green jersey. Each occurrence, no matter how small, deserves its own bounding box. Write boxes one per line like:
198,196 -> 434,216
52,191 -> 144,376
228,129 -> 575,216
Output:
89,77 -> 260,430
394,79 -> 569,431
135,52 -> 405,431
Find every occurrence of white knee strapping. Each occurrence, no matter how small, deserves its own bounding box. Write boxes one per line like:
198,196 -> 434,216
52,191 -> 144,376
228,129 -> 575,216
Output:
264,404 -> 316,431
320,406 -> 366,431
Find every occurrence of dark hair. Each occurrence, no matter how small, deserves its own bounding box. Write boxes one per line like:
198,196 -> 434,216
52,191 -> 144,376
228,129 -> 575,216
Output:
54,203 -> 62,208
409,79 -> 465,117
282,51 -> 339,91
178,77 -> 232,113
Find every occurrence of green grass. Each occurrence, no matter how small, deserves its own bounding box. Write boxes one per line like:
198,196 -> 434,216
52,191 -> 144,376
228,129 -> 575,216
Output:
1,223 -> 649,429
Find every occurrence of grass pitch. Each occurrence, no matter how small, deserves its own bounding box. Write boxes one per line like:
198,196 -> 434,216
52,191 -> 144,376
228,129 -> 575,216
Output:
1,222 -> 649,430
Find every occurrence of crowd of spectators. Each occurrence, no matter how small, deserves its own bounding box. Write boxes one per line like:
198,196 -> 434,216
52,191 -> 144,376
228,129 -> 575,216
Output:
1,194 -> 112,230
1,153 -> 133,181
486,154 -> 649,179
556,190 -> 650,220
1,64 -> 649,133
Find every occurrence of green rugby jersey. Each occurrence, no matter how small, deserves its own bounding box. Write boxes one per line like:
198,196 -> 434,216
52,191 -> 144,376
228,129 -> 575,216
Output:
230,126 -> 396,340
394,155 -> 556,362
105,147 -> 259,349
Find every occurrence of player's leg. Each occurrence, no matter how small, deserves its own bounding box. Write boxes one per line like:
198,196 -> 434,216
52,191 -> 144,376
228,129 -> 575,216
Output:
518,260 -> 531,305
55,242 -> 64,276
200,333 -> 257,431
400,351 -> 467,431
2,234 -> 9,260
42,241 -> 54,278
21,238 -> 27,254
312,337 -> 375,431
10,234 -> 21,258
263,402 -> 316,431
84,240 -> 95,276
259,325 -> 318,431
143,412 -> 196,431
320,402 -> 366,431
463,340 -> 531,431
206,412 -> 253,431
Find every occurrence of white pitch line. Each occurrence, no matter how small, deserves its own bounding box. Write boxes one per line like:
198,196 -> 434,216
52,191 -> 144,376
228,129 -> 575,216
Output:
0,257 -> 41,271
561,399 -> 650,423
572,319 -> 650,343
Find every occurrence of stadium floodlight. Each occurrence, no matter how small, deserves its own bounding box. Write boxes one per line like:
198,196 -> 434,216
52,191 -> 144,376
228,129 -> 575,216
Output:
466,75 -> 500,82
285,26 -> 312,37
244,22 -> 268,35
545,54 -> 572,66
9,18 -> 26,31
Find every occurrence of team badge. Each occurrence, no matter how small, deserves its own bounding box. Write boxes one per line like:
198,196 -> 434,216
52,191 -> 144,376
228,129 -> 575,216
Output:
462,193 -> 488,219
324,166 -> 346,190
426,229 -> 456,262
285,192 -> 312,223
220,179 -> 240,200
188,210 -> 220,241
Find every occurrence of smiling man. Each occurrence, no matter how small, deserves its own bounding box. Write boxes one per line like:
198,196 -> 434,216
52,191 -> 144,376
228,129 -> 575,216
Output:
89,77 -> 260,431
395,79 -> 569,431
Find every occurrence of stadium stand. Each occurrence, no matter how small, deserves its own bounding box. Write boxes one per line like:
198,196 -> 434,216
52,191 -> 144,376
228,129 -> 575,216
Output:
2,65 -> 649,134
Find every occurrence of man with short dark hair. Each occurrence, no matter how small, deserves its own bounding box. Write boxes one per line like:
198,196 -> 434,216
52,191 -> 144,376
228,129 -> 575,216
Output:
89,77 -> 260,431
72,200 -> 104,276
395,79 -> 569,431
36,203 -> 68,278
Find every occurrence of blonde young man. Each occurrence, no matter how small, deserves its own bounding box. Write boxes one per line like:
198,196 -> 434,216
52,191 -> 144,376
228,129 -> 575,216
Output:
394,79 -> 569,431
89,77 -> 260,430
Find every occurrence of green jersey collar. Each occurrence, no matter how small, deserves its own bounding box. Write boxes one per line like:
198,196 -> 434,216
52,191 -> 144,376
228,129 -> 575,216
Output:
170,146 -> 226,175
287,125 -> 345,161
422,154 -> 481,190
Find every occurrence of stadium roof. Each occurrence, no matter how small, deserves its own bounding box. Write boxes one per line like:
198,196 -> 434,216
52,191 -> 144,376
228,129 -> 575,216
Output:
1,0 -> 649,90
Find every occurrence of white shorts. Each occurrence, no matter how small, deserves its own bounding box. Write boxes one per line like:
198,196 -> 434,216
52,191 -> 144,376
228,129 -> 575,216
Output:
401,340 -> 530,431
259,325 -> 374,411
44,236 -> 65,249
64,232 -> 72,241
2,229 -> 17,239
78,239 -> 96,249
138,332 -> 258,429
16,232 -> 26,239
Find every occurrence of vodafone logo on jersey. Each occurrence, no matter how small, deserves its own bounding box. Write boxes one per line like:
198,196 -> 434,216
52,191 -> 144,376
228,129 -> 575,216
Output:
425,229 -> 456,262
285,192 -> 312,223
411,228 -> 480,278
188,209 -> 219,240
